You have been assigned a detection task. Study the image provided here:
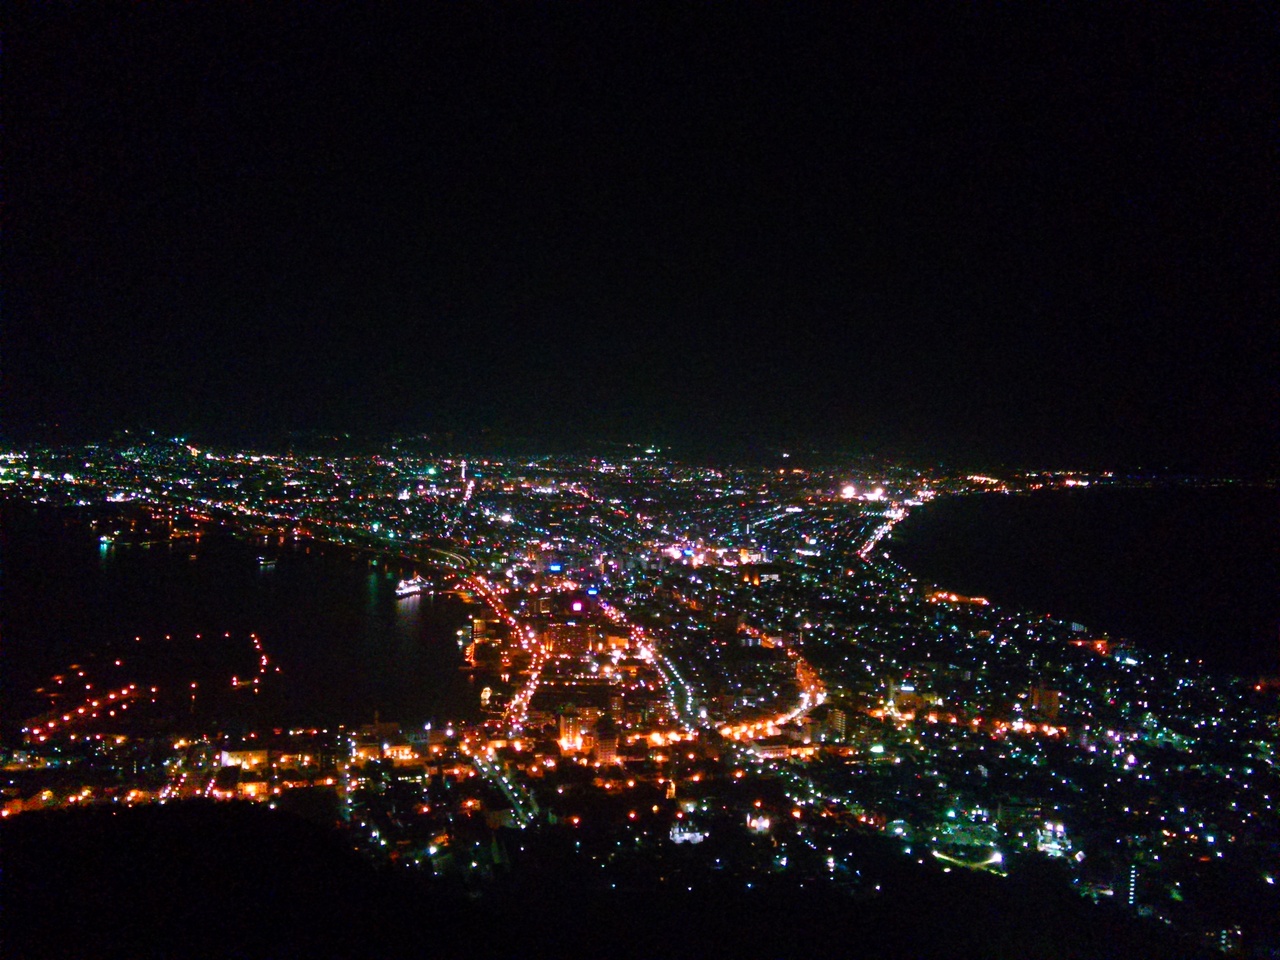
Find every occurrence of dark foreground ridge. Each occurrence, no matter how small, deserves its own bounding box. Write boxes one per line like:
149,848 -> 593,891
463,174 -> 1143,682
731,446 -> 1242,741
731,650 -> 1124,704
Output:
4,803 -> 1199,960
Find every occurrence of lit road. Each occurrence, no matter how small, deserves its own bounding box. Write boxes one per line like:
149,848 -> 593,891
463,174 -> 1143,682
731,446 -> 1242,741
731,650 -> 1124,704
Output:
464,743 -> 538,826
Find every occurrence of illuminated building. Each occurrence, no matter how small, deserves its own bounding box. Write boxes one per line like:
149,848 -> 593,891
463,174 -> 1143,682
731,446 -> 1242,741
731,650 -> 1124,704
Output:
384,742 -> 419,765
749,736 -> 791,760
670,822 -> 707,844
826,707 -> 848,740
746,813 -> 771,833
237,778 -> 270,801
220,748 -> 269,770
558,713 -> 583,752
545,622 -> 599,656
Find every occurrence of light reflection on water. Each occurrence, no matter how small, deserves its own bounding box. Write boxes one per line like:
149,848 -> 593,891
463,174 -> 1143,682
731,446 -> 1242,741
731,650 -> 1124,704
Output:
3,513 -> 481,731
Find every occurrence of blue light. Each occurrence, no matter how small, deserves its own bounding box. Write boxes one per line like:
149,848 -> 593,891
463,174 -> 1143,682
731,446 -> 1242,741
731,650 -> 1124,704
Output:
549,564 -> 562,572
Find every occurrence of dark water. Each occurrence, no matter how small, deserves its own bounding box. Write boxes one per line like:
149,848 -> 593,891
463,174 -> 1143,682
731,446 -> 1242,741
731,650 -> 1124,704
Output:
1,507 -> 481,731
890,486 -> 1278,677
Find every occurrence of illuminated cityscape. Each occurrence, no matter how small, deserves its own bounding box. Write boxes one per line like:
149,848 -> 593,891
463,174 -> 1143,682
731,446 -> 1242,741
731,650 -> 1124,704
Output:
6,4 -> 1274,958
2,439 -> 1276,955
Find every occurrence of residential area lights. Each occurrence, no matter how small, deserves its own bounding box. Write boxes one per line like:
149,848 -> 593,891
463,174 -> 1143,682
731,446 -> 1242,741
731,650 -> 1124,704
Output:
2,437 -> 1276,949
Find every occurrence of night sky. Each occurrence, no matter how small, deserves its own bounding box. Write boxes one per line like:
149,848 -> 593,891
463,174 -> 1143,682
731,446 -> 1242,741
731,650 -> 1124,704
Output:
7,5 -> 1277,469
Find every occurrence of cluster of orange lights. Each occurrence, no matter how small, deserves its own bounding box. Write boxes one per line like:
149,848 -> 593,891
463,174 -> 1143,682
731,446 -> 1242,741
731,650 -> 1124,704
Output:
1001,719 -> 1064,737
24,683 -> 142,742
720,720 -> 781,741
718,654 -> 825,741
927,590 -> 990,606
1069,638 -> 1112,656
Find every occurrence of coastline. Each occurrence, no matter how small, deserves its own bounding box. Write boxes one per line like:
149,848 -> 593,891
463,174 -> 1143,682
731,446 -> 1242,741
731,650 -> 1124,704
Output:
885,484 -> 1278,678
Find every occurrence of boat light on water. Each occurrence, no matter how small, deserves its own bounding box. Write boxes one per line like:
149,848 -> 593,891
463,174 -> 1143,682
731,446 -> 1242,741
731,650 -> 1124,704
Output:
396,575 -> 431,597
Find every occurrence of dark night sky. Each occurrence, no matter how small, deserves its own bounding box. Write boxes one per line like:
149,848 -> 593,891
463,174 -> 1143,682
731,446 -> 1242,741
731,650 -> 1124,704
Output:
6,4 -> 1277,469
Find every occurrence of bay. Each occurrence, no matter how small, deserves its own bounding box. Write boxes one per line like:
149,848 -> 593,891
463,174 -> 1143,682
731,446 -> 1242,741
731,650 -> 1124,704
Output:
889,486 -> 1278,677
1,505 -> 481,733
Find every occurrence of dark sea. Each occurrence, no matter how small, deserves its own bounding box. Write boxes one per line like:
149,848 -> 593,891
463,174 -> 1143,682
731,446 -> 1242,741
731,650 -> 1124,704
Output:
889,486 -> 1278,677
0,506 -> 481,733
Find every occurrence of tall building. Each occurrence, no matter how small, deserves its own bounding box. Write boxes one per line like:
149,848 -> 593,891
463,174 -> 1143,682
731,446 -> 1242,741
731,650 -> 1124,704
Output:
827,707 -> 848,741
546,622 -> 595,656
595,729 -> 618,765
558,712 -> 582,752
